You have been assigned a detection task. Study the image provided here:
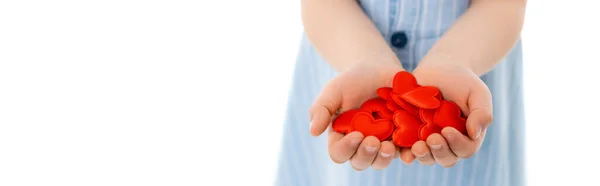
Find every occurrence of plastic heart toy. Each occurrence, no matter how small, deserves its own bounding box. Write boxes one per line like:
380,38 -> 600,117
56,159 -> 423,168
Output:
329,70 -> 469,148
392,71 -> 419,95
418,108 -> 441,140
401,86 -> 442,109
391,110 -> 421,147
391,93 -> 419,116
332,109 -> 362,134
360,98 -> 394,119
434,101 -> 468,135
376,87 -> 393,101
351,111 -> 395,141
386,101 -> 402,112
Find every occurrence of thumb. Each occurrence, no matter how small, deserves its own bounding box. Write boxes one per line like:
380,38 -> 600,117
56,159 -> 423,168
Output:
466,85 -> 493,140
309,80 -> 342,136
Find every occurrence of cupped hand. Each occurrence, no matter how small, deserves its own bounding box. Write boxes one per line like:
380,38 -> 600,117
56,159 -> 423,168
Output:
401,63 -> 494,168
308,61 -> 414,170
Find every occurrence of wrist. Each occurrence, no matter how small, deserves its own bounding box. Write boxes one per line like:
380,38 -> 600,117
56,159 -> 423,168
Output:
412,62 -> 475,85
336,46 -> 405,70
415,62 -> 472,74
416,52 -> 474,71
334,59 -> 403,73
417,59 -> 498,77
343,58 -> 404,87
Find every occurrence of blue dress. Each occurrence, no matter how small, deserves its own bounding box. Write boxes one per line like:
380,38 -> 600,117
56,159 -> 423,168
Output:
275,0 -> 525,185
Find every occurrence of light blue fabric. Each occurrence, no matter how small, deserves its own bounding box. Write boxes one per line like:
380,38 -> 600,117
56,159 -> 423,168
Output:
275,0 -> 525,185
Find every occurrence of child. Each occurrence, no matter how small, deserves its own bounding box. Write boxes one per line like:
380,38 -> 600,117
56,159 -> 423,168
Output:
275,0 -> 526,186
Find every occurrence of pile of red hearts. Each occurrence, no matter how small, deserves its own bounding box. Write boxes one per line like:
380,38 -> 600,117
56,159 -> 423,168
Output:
332,71 -> 468,148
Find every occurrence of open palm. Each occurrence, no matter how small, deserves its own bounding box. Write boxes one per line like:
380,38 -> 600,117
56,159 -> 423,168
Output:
308,62 -> 413,171
404,64 -> 494,167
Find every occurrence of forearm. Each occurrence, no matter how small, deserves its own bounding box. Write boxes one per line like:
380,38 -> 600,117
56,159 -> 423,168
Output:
302,0 -> 402,72
417,0 -> 527,76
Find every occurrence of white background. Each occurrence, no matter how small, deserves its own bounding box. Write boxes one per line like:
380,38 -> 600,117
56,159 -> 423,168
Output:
0,0 -> 599,186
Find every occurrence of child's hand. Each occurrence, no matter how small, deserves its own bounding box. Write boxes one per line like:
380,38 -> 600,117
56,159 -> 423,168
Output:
308,62 -> 413,171
401,63 -> 494,168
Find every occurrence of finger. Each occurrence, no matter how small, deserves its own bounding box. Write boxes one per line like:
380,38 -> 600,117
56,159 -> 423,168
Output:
328,128 -> 345,147
329,131 -> 364,164
466,84 -> 493,140
411,141 -> 435,165
400,147 -> 415,164
426,133 -> 459,168
442,127 -> 479,158
371,141 -> 396,170
309,80 -> 342,136
466,107 -> 493,140
349,136 -> 380,171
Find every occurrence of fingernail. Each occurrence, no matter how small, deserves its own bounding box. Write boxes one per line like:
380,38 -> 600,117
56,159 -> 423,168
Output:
350,138 -> 362,146
474,126 -> 482,139
444,131 -> 454,140
380,152 -> 392,158
309,122 -> 313,130
415,151 -> 429,158
309,112 -> 315,128
365,145 -> 378,153
429,144 -> 442,150
350,160 -> 361,169
395,150 -> 400,157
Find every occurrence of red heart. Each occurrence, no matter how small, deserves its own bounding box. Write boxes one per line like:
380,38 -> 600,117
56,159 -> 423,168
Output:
382,130 -> 395,141
418,123 -> 442,140
386,101 -> 401,112
401,86 -> 442,109
418,108 -> 439,140
419,108 -> 435,124
332,109 -> 362,134
434,101 -> 467,134
391,110 -> 422,147
376,87 -> 393,101
392,71 -> 420,95
361,98 -> 394,119
352,112 -> 394,141
391,93 -> 419,116
436,93 -> 443,100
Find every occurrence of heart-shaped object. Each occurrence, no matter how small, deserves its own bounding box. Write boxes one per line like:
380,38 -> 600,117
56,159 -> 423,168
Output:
376,87 -> 393,101
386,101 -> 401,112
352,112 -> 394,141
328,70 -> 470,149
434,101 -> 467,134
418,108 -> 439,140
376,87 -> 402,112
418,123 -> 442,140
391,110 -> 422,147
332,109 -> 362,134
392,71 -> 420,95
401,86 -> 442,109
361,98 -> 394,119
391,93 -> 419,116
382,129 -> 396,141
419,108 -> 436,124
